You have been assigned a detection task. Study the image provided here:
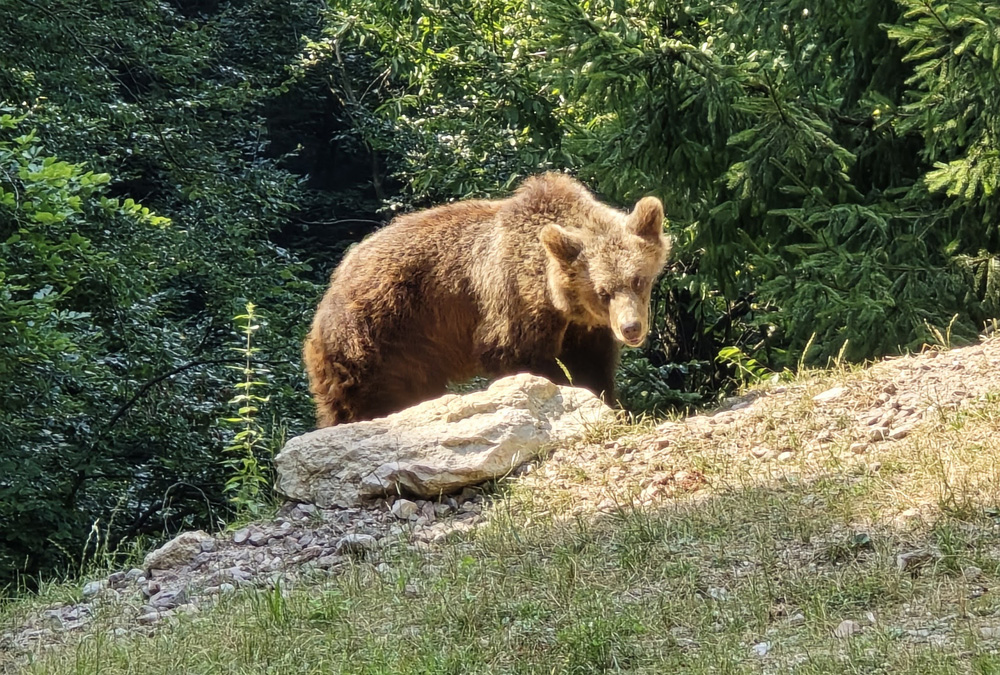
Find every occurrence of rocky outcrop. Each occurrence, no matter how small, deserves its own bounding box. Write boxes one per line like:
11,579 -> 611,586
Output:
274,373 -> 615,507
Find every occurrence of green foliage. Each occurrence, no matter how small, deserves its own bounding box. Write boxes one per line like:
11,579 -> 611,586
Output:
323,0 -> 1000,407
0,1 -> 322,590
222,304 -> 273,518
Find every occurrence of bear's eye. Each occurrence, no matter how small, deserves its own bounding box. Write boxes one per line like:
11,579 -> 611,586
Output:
630,276 -> 643,292
598,290 -> 611,303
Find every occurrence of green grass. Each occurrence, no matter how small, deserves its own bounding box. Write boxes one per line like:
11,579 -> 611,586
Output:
7,365 -> 1000,673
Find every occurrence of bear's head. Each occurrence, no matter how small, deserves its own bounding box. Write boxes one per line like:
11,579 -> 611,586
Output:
541,196 -> 670,347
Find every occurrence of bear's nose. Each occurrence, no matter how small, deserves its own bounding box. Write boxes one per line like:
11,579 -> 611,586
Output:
620,320 -> 643,344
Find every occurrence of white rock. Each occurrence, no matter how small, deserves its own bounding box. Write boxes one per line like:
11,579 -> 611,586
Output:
707,586 -> 729,601
751,642 -> 771,656
274,374 -> 615,506
833,619 -> 861,638
391,499 -> 419,520
813,387 -> 848,403
964,566 -> 983,581
81,580 -> 105,598
144,531 -> 213,571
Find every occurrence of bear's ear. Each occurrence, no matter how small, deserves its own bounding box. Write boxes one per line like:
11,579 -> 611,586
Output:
541,224 -> 584,264
628,196 -> 665,239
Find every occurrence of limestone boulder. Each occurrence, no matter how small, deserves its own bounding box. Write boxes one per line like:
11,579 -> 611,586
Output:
143,530 -> 213,571
274,373 -> 615,507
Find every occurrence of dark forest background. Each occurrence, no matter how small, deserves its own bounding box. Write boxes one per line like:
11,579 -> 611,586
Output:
2,0 -> 998,589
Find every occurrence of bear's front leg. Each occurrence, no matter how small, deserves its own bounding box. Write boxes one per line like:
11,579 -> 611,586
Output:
557,323 -> 619,404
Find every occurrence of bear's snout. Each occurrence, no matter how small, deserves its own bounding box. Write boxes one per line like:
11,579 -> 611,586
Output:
620,320 -> 643,345
609,292 -> 648,347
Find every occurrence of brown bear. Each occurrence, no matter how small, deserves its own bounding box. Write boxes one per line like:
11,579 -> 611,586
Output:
303,172 -> 670,427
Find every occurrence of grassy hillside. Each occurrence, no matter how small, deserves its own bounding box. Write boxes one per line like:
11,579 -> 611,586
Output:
5,340 -> 1000,674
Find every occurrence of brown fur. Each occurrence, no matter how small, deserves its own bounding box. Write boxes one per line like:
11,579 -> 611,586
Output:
304,173 -> 670,426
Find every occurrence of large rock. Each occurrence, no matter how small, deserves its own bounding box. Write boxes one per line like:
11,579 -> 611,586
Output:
143,531 -> 213,571
275,374 -> 615,507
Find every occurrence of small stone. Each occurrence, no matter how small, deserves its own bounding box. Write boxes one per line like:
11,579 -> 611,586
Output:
787,612 -> 806,626
650,438 -> 671,451
834,619 -> 861,638
964,566 -> 983,581
849,442 -> 869,455
314,554 -> 343,569
335,533 -> 377,556
150,588 -> 187,610
751,642 -> 771,656
750,445 -> 770,459
391,499 -> 419,520
125,568 -> 145,581
980,626 -> 1000,639
82,580 -> 105,598
137,612 -> 161,625
868,426 -> 889,442
433,503 -> 453,518
889,424 -> 915,441
233,528 -> 250,544
813,387 -> 848,403
141,580 -> 161,598
219,583 -> 236,594
707,587 -> 729,601
249,530 -> 269,547
107,571 -> 126,587
420,501 -> 437,522
777,451 -> 794,462
896,549 -> 941,574
200,539 -> 217,553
